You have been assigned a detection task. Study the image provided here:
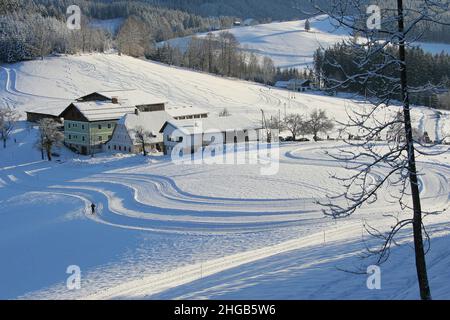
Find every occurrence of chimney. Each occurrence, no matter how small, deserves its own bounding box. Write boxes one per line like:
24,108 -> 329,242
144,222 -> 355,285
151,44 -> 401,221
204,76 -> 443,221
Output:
112,96 -> 119,104
135,108 -> 139,116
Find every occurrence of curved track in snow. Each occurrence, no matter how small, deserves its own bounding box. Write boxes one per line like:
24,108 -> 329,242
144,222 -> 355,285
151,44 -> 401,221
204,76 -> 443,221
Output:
2,144 -> 448,236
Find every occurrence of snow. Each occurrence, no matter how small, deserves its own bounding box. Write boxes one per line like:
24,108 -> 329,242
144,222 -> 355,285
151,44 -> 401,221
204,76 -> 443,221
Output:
94,89 -> 167,107
71,101 -> 136,121
164,115 -> 259,135
0,53 -> 449,300
164,14 -> 450,69
1,53 -> 447,141
119,110 -> 172,144
166,105 -> 209,118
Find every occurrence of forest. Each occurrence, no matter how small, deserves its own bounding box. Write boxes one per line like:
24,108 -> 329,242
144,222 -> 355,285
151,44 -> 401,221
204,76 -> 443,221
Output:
0,0 -> 236,63
313,42 -> 450,110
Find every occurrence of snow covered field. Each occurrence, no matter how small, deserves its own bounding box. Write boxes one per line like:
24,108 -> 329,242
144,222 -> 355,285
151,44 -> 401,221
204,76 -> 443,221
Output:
164,15 -> 450,69
0,54 -> 449,299
1,54 -> 448,141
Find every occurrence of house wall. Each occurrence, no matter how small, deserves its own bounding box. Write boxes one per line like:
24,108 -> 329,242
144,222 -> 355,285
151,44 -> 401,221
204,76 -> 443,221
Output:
89,121 -> 117,145
172,113 -> 208,120
136,103 -> 165,112
105,124 -> 164,154
162,124 -> 260,156
162,123 -> 189,156
104,124 -> 133,153
64,120 -> 117,155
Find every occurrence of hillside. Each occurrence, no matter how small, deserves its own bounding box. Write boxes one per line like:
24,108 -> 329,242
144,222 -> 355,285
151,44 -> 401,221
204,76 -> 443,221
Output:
164,15 -> 450,69
1,53 -> 448,141
0,54 -> 449,300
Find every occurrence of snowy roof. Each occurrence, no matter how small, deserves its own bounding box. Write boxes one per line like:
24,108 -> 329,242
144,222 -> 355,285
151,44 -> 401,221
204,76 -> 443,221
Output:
274,81 -> 289,88
95,89 -> 168,106
166,105 -> 209,118
162,115 -> 260,135
118,110 -> 173,144
72,101 -> 136,121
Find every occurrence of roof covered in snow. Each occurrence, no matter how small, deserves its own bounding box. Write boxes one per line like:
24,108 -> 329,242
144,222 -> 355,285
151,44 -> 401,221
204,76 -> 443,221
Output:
72,101 -> 136,122
118,110 -> 173,144
274,81 -> 289,88
96,89 -> 168,106
161,115 -> 260,135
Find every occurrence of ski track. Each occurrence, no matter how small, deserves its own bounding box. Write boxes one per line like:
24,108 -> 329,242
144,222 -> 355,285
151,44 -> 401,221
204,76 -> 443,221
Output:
1,54 -> 449,299
0,142 -> 449,299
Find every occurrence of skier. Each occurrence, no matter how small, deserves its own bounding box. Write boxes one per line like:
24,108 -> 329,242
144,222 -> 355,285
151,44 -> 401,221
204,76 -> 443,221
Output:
91,203 -> 96,215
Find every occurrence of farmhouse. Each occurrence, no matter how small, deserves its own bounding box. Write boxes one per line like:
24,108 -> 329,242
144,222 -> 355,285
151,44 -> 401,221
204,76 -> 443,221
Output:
160,115 -> 261,155
105,109 -> 172,154
59,101 -> 136,155
287,79 -> 311,92
59,89 -> 168,155
275,79 -> 312,92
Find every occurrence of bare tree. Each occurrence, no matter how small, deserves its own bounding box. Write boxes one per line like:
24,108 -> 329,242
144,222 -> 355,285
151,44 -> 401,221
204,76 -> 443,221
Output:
305,109 -> 334,141
262,56 -> 276,85
36,118 -> 63,161
116,16 -> 152,57
310,0 -> 450,300
0,106 -> 19,148
267,115 -> 286,131
134,126 -> 152,156
31,16 -> 53,60
284,114 -> 305,141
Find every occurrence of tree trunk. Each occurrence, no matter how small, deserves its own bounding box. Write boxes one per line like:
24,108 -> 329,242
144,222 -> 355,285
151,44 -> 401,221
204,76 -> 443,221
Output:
46,146 -> 52,161
397,0 -> 431,300
142,141 -> 147,156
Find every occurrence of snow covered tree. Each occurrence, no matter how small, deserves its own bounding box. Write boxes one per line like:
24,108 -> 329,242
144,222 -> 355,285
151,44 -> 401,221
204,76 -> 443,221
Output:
36,118 -> 63,161
0,0 -> 20,14
0,106 -> 19,148
312,0 -> 450,300
305,109 -> 334,141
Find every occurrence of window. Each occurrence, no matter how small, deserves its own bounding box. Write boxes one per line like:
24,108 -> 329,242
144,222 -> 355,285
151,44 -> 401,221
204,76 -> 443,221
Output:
108,124 -> 111,129
82,125 -> 85,130
114,145 -> 116,150
119,146 -> 122,151
68,123 -> 71,128
98,136 -> 103,142
108,145 -> 111,150
129,147 -> 131,152
82,136 -> 85,142
108,135 -> 112,140
98,125 -> 102,130
68,134 -> 72,140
